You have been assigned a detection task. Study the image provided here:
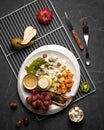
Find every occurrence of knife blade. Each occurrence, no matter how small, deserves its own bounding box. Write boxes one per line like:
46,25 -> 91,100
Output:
65,12 -> 84,50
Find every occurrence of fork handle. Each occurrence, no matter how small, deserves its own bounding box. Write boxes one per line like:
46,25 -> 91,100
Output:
72,30 -> 84,50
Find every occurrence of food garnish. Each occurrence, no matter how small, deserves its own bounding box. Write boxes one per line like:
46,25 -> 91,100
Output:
37,8 -> 53,24
80,81 -> 91,93
23,74 -> 38,90
11,26 -> 37,50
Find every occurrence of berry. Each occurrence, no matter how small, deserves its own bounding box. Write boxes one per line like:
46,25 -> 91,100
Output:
10,102 -> 18,109
38,94 -> 44,100
44,100 -> 50,106
36,100 -> 43,107
31,89 -> 38,95
26,96 -> 32,104
23,117 -> 29,125
31,95 -> 37,102
16,120 -> 22,127
45,94 -> 52,100
41,105 -> 49,111
31,101 -> 37,109
26,91 -> 52,112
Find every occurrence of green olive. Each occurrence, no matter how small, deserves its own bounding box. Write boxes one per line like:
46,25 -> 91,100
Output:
11,38 -> 35,50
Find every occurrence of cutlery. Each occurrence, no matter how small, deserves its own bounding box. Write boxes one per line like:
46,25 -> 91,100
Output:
82,20 -> 91,66
64,12 -> 84,50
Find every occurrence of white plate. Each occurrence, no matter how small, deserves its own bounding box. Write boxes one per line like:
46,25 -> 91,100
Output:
17,45 -> 80,115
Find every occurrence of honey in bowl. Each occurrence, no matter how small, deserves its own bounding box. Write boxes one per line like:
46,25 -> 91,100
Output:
23,74 -> 38,90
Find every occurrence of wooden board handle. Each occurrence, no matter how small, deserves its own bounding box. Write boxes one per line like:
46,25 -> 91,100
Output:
72,30 -> 84,50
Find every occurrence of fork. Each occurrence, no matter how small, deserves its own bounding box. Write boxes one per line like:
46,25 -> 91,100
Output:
82,20 -> 91,66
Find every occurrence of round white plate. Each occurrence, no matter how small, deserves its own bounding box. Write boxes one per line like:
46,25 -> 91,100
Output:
17,45 -> 80,115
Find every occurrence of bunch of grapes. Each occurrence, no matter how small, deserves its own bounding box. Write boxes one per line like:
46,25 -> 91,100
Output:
26,89 -> 52,111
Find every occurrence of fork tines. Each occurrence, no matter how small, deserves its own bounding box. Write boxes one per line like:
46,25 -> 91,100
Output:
83,20 -> 89,34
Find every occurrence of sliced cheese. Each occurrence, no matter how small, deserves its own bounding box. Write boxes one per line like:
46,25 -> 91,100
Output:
38,78 -> 49,89
42,75 -> 52,86
38,75 -> 52,90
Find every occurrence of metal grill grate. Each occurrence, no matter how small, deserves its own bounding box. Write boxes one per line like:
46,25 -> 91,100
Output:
0,0 -> 96,119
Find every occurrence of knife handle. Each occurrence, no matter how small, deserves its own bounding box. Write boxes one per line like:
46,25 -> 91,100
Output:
72,30 -> 84,50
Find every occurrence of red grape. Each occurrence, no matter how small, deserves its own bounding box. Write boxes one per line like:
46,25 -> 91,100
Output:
31,101 -> 37,109
36,93 -> 41,99
44,100 -> 50,106
26,90 -> 52,112
38,93 -> 44,100
36,100 -> 43,107
48,100 -> 52,105
41,105 -> 49,111
23,117 -> 29,125
44,94 -> 52,100
31,89 -> 38,95
16,120 -> 22,127
31,95 -> 37,102
10,102 -> 18,109
41,91 -> 47,96
26,96 -> 32,104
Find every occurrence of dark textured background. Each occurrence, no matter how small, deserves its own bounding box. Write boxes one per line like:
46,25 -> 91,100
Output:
0,0 -> 104,130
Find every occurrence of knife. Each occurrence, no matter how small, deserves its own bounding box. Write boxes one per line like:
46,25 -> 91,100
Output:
65,12 -> 84,50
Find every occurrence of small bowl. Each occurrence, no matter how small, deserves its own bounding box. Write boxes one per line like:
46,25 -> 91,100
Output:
68,106 -> 84,123
23,74 -> 38,90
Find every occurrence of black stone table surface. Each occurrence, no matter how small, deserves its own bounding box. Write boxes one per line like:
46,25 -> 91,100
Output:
0,0 -> 104,130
